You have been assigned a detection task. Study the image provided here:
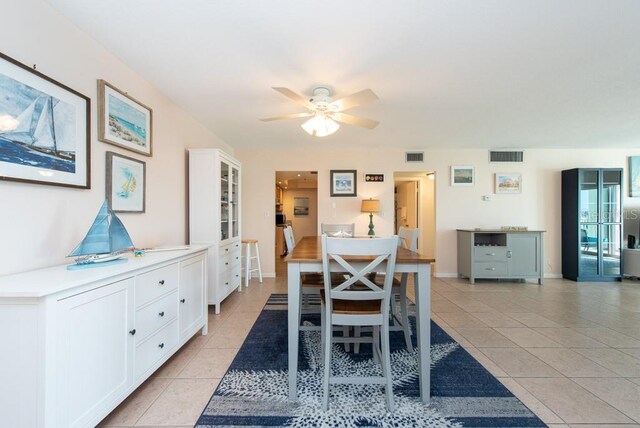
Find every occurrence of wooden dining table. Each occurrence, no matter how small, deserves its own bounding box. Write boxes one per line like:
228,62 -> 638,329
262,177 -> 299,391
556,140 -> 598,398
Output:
285,235 -> 435,403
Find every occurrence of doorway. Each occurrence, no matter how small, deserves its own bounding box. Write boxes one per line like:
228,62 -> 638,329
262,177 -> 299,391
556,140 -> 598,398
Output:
275,171 -> 318,276
394,172 -> 436,258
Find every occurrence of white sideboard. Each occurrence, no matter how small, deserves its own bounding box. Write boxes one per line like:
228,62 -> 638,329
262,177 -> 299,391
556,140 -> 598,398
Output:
623,248 -> 640,277
0,246 -> 208,428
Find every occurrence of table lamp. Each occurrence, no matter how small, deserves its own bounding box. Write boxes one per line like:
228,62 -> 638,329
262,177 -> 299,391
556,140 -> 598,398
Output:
361,198 -> 381,236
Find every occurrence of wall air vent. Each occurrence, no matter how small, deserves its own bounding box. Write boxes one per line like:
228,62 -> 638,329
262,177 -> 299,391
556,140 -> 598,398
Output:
405,151 -> 424,163
489,150 -> 524,163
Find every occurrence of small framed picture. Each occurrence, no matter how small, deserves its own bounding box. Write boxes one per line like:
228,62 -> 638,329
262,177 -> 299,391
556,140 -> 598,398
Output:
293,197 -> 309,216
495,173 -> 522,194
630,156 -> 640,197
106,151 -> 146,213
451,166 -> 474,186
330,169 -> 357,197
98,80 -> 152,156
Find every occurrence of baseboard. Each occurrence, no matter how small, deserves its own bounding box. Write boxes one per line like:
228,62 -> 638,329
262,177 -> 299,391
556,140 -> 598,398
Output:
544,273 -> 562,279
435,273 -> 458,278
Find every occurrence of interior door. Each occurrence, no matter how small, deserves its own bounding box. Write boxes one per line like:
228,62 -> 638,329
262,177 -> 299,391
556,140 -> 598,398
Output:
395,181 -> 418,232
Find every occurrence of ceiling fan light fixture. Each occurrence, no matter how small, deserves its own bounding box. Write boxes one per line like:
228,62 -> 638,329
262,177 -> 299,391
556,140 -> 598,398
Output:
301,114 -> 339,137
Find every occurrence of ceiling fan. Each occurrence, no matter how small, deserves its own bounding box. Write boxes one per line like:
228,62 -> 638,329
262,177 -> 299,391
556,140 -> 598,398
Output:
260,86 -> 379,137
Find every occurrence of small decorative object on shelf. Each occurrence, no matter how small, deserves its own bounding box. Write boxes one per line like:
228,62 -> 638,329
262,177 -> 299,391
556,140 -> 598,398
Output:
500,226 -> 528,231
67,200 -> 134,270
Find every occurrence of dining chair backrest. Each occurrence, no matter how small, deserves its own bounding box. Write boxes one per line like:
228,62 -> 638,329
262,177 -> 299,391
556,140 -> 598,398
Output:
321,223 -> 355,238
398,226 -> 419,251
321,235 -> 399,311
283,225 -> 296,252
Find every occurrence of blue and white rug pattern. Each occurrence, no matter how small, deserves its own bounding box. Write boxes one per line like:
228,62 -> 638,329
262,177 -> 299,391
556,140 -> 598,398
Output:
196,294 -> 547,427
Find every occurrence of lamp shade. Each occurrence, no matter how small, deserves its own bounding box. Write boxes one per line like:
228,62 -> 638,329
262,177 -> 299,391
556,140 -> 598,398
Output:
301,114 -> 340,137
361,199 -> 381,213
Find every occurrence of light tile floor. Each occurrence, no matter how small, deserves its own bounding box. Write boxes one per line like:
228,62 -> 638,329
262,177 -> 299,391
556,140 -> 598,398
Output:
99,270 -> 640,427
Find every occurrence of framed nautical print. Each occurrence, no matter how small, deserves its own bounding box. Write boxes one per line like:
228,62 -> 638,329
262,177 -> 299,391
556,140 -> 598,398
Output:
330,170 -> 357,197
0,52 -> 90,188
106,151 -> 146,213
98,80 -> 152,156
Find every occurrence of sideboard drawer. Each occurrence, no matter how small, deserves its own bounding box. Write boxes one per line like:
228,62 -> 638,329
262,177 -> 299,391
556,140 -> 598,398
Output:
135,264 -> 179,307
135,319 -> 179,379
473,247 -> 508,262
135,291 -> 178,342
474,262 -> 508,276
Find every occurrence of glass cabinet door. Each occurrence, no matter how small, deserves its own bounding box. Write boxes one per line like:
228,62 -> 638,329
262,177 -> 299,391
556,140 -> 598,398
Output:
579,170 -> 599,276
220,161 -> 230,241
601,170 -> 622,277
231,167 -> 239,239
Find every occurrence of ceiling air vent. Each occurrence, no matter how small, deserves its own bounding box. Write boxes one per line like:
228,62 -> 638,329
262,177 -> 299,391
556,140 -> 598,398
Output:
405,151 -> 424,163
489,150 -> 524,163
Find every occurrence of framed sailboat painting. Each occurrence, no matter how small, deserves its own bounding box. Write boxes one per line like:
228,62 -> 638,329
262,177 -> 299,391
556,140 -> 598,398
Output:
106,151 -> 146,213
98,80 -> 152,156
0,52 -> 90,188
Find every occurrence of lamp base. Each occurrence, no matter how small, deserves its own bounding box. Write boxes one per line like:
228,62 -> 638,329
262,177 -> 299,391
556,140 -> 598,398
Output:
368,212 -> 375,236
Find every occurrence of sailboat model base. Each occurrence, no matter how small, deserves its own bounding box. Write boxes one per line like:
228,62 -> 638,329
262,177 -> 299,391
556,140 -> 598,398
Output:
67,257 -> 128,271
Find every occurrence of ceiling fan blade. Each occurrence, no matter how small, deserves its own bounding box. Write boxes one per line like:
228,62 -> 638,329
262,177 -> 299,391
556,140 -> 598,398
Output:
260,112 -> 314,122
330,89 -> 379,112
331,112 -> 379,129
272,87 -> 313,108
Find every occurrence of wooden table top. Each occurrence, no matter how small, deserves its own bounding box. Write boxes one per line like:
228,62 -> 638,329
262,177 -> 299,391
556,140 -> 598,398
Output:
285,236 -> 435,264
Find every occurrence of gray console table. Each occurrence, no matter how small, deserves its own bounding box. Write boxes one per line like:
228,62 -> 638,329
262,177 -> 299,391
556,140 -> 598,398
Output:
457,229 -> 544,284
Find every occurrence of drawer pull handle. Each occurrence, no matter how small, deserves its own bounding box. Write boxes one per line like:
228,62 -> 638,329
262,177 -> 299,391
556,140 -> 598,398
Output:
180,298 -> 186,303
158,343 -> 165,349
129,329 -> 136,336
158,311 -> 165,317
158,280 -> 165,285
225,282 -> 229,285
507,250 -> 512,258
225,262 -> 229,265
485,267 -> 496,271
225,248 -> 229,252
235,256 -> 239,260
486,253 -> 496,256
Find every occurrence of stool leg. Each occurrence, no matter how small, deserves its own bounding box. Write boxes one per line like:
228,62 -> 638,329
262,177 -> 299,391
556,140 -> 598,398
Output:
244,243 -> 251,289
254,242 -> 263,283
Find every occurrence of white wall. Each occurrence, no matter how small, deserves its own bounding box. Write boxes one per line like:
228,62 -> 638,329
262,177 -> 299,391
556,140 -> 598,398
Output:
238,148 -> 640,277
0,0 -> 231,276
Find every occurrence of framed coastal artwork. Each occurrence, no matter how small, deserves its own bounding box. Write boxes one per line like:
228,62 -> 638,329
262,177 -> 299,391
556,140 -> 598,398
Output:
451,166 -> 474,186
98,80 -> 152,156
0,52 -> 90,188
630,157 -> 640,197
106,151 -> 146,213
495,172 -> 522,194
330,169 -> 357,197
293,197 -> 309,216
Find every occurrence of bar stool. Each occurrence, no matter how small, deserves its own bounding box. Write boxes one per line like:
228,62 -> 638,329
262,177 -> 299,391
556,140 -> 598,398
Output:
242,239 -> 263,289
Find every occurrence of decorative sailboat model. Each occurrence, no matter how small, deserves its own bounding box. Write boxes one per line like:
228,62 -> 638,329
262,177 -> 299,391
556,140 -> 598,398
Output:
67,200 -> 135,270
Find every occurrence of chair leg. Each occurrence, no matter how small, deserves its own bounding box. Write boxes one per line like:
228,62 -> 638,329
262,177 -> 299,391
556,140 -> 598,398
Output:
254,243 -> 263,283
322,310 -> 332,411
354,326 -> 361,354
400,280 -> 413,352
381,323 -> 394,412
298,290 -> 303,328
343,326 -> 350,352
320,303 -> 325,365
244,243 -> 251,289
372,325 -> 380,365
390,294 -> 399,326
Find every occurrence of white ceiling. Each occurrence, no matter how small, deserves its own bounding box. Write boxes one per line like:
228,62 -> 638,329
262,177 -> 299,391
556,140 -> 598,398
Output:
47,0 -> 640,150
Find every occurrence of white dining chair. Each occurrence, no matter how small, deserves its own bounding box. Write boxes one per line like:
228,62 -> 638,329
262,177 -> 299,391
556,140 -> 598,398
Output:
321,223 -> 355,238
320,235 -> 399,411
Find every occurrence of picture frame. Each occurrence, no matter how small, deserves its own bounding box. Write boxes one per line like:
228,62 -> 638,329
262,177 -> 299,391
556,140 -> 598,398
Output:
98,79 -> 153,156
106,151 -> 146,213
451,166 -> 474,186
495,172 -> 522,194
0,52 -> 90,188
293,197 -> 309,216
630,156 -> 640,197
330,169 -> 357,197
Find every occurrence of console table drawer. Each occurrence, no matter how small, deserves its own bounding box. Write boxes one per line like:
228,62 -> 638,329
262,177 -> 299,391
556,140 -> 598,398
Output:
135,319 -> 179,379
135,264 -> 179,307
474,247 -> 508,262
474,262 -> 508,276
135,291 -> 178,342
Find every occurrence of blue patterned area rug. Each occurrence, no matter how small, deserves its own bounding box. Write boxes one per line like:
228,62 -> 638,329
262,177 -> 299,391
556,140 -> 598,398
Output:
195,294 -> 547,427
